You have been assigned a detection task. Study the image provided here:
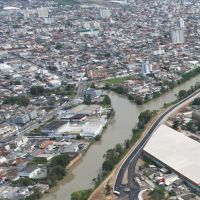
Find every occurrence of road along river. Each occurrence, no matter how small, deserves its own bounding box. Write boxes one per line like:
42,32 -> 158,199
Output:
42,75 -> 200,200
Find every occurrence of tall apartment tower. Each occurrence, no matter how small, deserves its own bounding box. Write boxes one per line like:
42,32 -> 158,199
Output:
171,28 -> 185,44
142,61 -> 152,75
176,17 -> 185,29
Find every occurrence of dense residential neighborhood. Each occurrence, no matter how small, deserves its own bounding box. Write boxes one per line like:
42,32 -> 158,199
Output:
0,0 -> 200,199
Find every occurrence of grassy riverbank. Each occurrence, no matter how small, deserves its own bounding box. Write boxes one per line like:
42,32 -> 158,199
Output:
103,67 -> 200,105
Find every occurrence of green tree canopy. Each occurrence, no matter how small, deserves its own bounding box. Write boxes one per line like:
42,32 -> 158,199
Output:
192,97 -> 200,105
30,86 -> 45,95
71,189 -> 92,200
178,90 -> 188,99
149,187 -> 165,200
102,95 -> 111,105
138,110 -> 153,128
84,94 -> 92,105
3,96 -> 29,107
51,154 -> 70,168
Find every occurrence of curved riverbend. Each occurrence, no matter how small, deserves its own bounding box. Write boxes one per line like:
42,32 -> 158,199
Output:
42,75 -> 200,200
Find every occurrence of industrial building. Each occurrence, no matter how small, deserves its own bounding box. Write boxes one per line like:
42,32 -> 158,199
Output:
144,124 -> 200,193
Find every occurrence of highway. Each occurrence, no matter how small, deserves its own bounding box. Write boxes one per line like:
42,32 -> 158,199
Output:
113,89 -> 200,200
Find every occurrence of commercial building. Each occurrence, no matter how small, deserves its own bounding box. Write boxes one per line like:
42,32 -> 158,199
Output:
144,124 -> 200,192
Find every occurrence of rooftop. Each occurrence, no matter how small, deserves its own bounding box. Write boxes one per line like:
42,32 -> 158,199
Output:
144,124 -> 200,186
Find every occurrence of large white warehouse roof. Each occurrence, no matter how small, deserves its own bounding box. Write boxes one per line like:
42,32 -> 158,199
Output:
144,124 -> 200,186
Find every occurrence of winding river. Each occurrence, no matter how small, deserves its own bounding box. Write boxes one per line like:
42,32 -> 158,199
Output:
42,75 -> 200,200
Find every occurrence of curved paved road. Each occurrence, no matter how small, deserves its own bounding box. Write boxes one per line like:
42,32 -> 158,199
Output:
113,89 -> 200,199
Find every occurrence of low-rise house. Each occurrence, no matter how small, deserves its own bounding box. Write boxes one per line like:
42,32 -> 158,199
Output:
35,153 -> 55,161
0,124 -> 16,136
0,186 -> 33,200
18,165 -> 42,179
39,140 -> 54,149
8,136 -> 28,150
60,142 -> 80,153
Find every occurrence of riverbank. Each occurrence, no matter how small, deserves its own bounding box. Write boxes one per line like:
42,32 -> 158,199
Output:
41,74 -> 200,200
88,85 -> 200,200
102,67 -> 200,105
88,109 -> 165,200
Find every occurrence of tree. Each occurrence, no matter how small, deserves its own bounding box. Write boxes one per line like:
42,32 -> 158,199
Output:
138,110 -> 153,128
48,97 -> 56,106
13,177 -> 34,186
102,160 -> 114,172
3,96 -> 29,107
104,83 -> 110,90
160,86 -> 166,94
172,119 -> 179,130
90,83 -> 96,88
105,181 -> 111,196
128,94 -> 134,101
84,94 -> 92,105
51,154 -> 70,168
102,95 -> 111,105
153,91 -> 160,98
134,96 -> 143,105
46,154 -> 70,187
124,139 -> 131,149
30,86 -> 45,95
25,189 -> 41,200
192,97 -> 200,105
186,121 -> 196,132
115,144 -> 124,155
148,187 -> 165,200
28,157 -> 47,165
55,43 -> 63,50
48,66 -> 58,71
12,80 -> 21,85
112,85 -> 127,95
94,135 -> 101,141
71,189 -> 92,200
178,90 -> 187,99
53,165 -> 66,179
